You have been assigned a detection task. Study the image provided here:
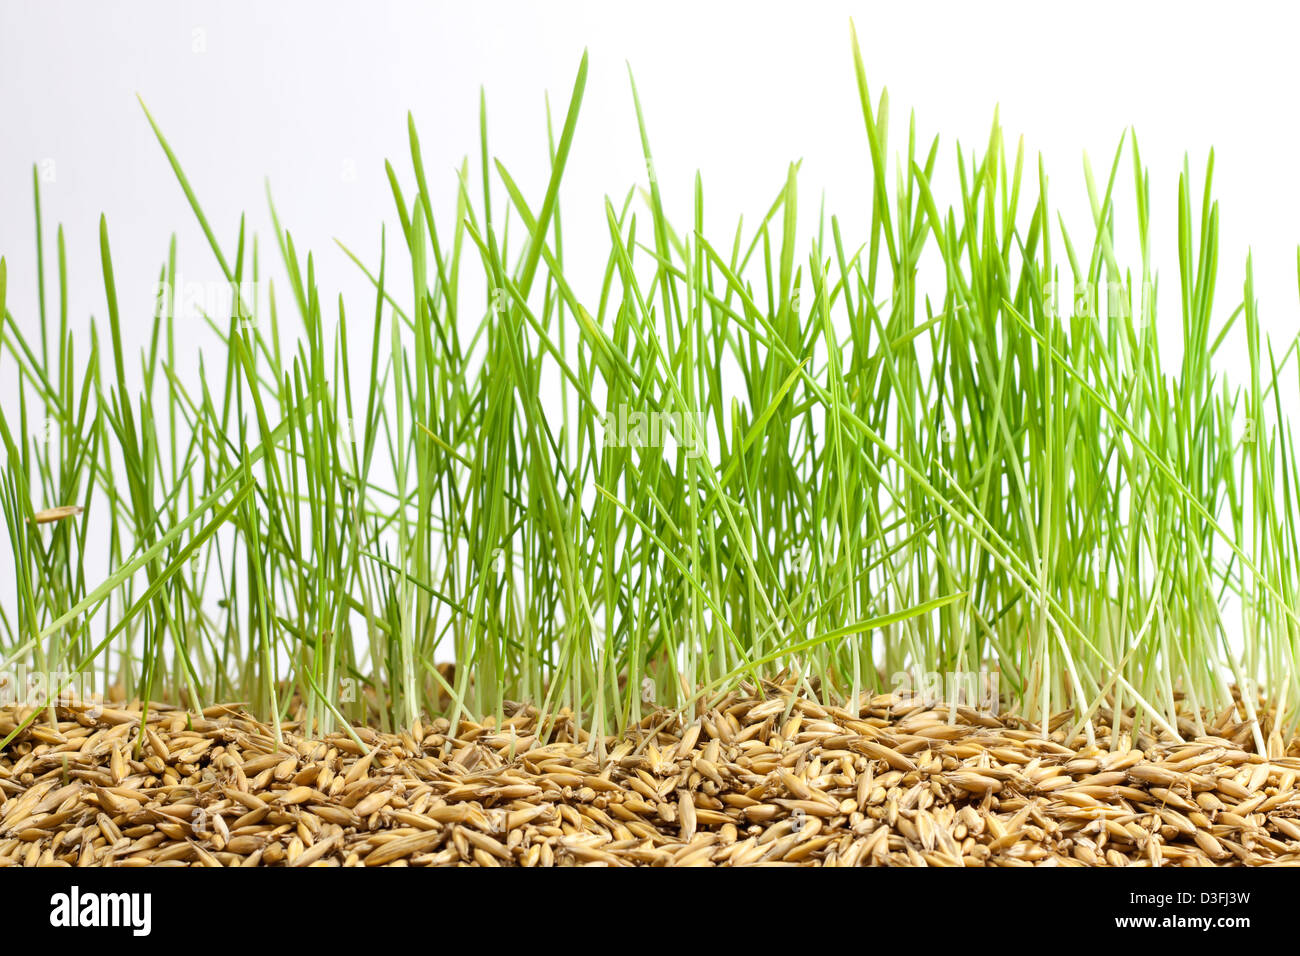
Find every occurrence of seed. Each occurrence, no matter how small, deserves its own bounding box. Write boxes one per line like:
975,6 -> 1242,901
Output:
353,790 -> 391,818
29,505 -> 83,525
949,772 -> 1002,795
852,739 -> 917,773
678,791 -> 697,843
3,687 -> 1299,866
276,786 -> 316,806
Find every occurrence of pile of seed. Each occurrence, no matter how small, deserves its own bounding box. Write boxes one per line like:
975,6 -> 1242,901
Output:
4,690 -> 1300,866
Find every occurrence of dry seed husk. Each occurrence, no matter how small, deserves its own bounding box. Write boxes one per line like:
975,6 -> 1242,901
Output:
29,504 -> 83,525
4,685 -> 1300,866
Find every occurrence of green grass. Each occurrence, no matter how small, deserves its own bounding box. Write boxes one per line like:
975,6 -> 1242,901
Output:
2,26 -> 1298,752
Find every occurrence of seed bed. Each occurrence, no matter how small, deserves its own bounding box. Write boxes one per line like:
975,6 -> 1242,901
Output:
3,685 -> 1298,867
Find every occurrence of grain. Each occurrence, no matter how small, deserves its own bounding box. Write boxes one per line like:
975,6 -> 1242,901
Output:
29,505 -> 83,525
4,685 -> 1300,866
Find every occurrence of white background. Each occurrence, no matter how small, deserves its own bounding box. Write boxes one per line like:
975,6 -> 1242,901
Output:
4,0 -> 1300,375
